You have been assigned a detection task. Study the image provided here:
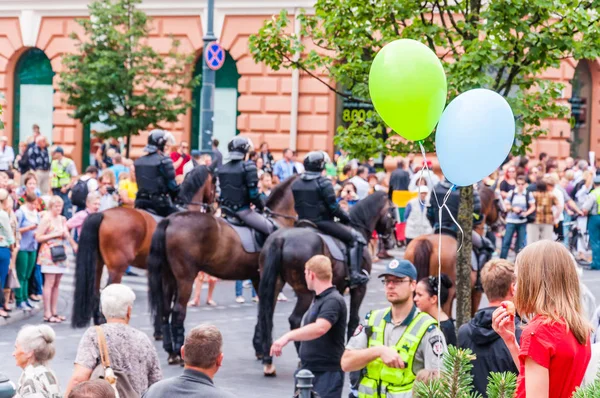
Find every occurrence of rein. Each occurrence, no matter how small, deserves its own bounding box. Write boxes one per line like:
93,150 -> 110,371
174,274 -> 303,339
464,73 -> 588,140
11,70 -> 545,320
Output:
265,207 -> 297,221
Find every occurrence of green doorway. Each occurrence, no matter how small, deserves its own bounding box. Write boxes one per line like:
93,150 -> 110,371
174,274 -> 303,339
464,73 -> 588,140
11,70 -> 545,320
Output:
191,51 -> 240,153
13,48 -> 55,148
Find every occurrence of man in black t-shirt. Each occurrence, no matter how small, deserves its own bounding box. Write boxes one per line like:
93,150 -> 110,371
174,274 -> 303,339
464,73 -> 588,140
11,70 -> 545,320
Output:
270,255 -> 347,398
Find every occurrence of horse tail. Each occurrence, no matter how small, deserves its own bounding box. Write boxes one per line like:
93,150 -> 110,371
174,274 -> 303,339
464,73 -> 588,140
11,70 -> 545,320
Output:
258,235 -> 285,364
72,212 -> 104,328
413,238 -> 433,281
148,218 -> 173,326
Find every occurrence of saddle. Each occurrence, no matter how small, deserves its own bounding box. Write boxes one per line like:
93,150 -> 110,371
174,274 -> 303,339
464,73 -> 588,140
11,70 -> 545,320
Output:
221,206 -> 275,253
295,220 -> 347,262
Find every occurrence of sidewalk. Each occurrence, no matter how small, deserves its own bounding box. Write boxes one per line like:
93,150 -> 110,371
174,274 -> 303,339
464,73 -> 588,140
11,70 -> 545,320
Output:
0,305 -> 42,327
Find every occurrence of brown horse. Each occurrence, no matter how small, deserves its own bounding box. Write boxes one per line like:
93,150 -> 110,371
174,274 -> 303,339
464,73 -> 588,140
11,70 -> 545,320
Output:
403,185 -> 501,316
147,175 -> 298,364
257,191 -> 397,376
71,165 -> 216,330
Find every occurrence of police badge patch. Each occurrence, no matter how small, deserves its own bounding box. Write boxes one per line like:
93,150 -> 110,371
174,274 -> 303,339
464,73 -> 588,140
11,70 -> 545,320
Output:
429,335 -> 444,357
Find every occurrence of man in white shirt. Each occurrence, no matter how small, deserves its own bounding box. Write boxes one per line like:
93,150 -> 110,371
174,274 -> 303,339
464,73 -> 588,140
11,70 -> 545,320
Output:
349,166 -> 370,200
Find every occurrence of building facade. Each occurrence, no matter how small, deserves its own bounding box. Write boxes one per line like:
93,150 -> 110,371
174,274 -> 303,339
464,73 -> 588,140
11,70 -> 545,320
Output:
0,0 -> 596,170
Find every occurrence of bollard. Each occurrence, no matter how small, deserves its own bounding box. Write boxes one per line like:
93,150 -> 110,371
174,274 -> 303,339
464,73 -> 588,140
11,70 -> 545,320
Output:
0,372 -> 15,398
295,369 -> 315,398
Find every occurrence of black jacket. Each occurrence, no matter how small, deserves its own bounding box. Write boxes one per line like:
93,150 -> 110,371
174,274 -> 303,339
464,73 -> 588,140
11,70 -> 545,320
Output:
292,172 -> 351,224
134,152 -> 179,198
389,168 -> 410,193
427,181 -> 482,230
457,307 -> 522,397
218,160 -> 263,211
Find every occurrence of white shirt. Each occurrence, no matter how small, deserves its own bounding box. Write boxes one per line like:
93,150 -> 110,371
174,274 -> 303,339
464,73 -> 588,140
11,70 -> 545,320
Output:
0,145 -> 14,171
79,175 -> 98,192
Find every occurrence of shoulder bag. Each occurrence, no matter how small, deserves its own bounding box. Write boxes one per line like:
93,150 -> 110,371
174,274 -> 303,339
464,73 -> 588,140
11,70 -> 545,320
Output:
90,326 -> 137,398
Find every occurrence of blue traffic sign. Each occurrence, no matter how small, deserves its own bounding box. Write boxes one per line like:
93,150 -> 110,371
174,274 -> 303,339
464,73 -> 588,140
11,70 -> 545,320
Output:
205,42 -> 225,71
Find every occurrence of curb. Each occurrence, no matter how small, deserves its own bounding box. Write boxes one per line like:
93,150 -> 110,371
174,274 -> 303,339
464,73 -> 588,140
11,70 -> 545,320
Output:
0,306 -> 42,327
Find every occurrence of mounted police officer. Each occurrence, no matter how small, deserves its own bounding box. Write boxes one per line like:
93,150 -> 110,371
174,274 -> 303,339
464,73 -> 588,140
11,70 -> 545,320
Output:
341,259 -> 446,397
291,151 -> 369,288
134,129 -> 179,217
218,137 -> 274,236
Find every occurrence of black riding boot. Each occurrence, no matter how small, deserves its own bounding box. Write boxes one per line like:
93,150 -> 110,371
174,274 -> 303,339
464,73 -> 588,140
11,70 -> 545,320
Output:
348,242 -> 369,288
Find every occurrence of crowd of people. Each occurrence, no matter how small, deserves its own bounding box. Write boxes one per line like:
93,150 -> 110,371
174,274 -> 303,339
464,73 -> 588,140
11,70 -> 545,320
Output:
5,124 -> 600,398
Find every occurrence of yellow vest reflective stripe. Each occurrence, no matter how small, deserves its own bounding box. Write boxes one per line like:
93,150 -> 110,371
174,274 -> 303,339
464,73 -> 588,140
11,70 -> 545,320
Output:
591,189 -> 600,215
358,309 -> 437,398
51,159 -> 72,188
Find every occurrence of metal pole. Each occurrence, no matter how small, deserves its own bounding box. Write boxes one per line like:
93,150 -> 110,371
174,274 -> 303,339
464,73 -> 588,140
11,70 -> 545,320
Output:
295,369 -> 314,398
199,0 -> 216,154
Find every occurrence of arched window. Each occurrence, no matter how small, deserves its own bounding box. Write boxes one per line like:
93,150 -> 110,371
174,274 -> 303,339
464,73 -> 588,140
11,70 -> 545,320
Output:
13,48 -> 55,147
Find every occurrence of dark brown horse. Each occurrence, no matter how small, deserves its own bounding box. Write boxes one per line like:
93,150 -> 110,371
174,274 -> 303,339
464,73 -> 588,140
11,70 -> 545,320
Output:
257,191 -> 396,376
403,185 -> 501,316
147,175 -> 298,364
71,165 -> 215,330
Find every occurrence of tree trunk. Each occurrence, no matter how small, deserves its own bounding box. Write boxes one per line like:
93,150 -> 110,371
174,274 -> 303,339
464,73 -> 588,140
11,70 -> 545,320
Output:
125,132 -> 131,159
456,185 -> 474,328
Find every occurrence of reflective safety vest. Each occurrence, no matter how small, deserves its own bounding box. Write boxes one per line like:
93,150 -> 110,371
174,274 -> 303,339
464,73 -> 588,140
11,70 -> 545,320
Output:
51,159 -> 73,189
358,309 -> 436,398
591,189 -> 600,216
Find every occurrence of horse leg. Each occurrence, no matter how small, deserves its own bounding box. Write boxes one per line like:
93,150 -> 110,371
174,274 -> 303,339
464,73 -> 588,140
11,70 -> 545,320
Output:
170,276 -> 194,366
262,278 -> 287,376
161,280 -> 176,364
92,261 -> 105,325
289,291 -> 314,354
444,286 -> 456,318
251,276 -> 263,360
348,284 -> 368,341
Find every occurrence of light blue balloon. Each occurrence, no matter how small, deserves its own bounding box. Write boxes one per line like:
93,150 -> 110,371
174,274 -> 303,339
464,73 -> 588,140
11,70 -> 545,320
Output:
436,89 -> 515,187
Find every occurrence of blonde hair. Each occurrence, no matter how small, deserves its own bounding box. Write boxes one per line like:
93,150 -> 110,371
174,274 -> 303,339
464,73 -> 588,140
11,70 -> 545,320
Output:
515,240 -> 590,344
305,255 -> 333,281
48,195 -> 64,208
481,259 -> 516,302
100,169 -> 116,186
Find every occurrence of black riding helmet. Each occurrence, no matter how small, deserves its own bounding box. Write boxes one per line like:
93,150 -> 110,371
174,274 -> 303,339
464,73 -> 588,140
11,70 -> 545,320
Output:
303,151 -> 330,173
228,137 -> 253,160
144,129 -> 172,153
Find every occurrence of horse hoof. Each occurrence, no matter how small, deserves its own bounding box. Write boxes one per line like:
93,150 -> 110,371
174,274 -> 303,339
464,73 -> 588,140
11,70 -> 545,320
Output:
263,364 -> 276,377
167,354 -> 182,365
153,333 -> 163,341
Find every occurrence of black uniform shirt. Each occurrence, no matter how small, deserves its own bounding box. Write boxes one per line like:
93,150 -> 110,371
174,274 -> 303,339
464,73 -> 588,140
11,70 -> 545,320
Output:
299,287 -> 347,372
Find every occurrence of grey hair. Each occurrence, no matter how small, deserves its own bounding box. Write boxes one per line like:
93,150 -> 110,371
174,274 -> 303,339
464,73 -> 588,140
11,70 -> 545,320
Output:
86,190 -> 102,205
101,284 -> 136,320
16,325 -> 56,365
578,160 -> 589,170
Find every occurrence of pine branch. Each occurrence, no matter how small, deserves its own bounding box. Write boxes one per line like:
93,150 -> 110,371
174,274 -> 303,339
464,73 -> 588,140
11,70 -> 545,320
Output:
486,372 -> 517,398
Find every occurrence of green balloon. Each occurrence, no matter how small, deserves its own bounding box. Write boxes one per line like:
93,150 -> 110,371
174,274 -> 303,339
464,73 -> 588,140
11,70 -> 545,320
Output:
369,39 -> 447,142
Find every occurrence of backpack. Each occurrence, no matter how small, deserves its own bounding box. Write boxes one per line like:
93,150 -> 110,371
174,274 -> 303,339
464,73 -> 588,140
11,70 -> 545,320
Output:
509,190 -> 535,223
71,178 -> 90,208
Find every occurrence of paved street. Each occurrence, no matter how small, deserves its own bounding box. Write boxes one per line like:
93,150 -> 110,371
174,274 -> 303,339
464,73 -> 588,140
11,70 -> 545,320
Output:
1,248 -> 600,397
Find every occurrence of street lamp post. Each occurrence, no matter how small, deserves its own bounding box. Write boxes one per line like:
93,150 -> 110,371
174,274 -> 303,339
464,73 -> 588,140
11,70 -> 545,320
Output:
199,0 -> 216,154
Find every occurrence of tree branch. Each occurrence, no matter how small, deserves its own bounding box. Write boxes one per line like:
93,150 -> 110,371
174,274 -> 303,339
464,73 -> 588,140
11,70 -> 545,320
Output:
435,1 -> 458,56
282,54 -> 371,104
442,0 -> 464,37
419,12 -> 436,51
389,11 -> 400,36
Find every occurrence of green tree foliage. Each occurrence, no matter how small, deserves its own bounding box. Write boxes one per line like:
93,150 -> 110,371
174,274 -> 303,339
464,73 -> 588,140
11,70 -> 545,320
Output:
59,0 -> 198,157
250,0 -> 600,159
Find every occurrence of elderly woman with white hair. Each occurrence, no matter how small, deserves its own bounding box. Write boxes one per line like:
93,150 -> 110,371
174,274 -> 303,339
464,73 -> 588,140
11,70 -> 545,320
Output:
12,324 -> 61,397
64,284 -> 162,397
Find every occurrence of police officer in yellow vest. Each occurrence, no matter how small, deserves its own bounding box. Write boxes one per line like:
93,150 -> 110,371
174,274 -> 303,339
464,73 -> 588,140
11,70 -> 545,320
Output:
582,175 -> 600,270
50,146 -> 78,218
341,259 -> 446,398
